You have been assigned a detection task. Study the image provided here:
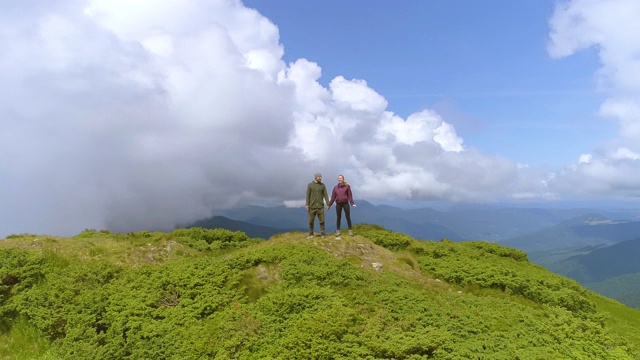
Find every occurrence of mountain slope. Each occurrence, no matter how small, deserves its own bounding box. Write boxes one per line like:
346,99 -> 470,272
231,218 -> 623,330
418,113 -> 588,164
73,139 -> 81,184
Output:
526,229 -> 640,280
539,236 -> 640,309
586,273 -> 640,309
569,236 -> 640,282
2,226 -> 639,359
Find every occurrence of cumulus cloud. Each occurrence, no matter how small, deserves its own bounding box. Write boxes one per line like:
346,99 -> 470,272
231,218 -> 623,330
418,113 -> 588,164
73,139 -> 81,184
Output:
547,0 -> 640,198
3,0 -> 637,237
1,0 -> 302,235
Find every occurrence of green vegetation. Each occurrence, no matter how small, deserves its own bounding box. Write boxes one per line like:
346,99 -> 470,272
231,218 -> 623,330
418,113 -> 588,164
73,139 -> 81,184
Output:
1,225 -> 639,359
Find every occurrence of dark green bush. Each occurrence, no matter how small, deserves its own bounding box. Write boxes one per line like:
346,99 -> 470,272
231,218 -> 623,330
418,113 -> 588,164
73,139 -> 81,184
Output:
13,261 -> 121,341
410,240 -> 597,317
361,228 -> 414,250
467,241 -> 528,261
75,229 -> 113,238
0,249 -> 47,330
4,234 -> 38,239
172,227 -> 263,251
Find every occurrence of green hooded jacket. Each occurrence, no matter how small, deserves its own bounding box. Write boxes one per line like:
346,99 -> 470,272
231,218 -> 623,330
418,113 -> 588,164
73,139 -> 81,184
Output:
306,181 -> 329,209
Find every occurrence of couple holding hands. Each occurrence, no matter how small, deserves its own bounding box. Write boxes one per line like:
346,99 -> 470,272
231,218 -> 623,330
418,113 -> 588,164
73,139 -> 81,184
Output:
305,172 -> 356,238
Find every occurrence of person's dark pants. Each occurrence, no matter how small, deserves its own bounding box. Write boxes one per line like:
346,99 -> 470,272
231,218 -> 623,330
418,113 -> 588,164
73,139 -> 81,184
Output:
308,208 -> 325,234
335,202 -> 352,230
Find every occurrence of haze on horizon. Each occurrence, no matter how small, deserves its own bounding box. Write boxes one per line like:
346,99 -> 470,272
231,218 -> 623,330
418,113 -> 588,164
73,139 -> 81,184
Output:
2,0 -> 640,237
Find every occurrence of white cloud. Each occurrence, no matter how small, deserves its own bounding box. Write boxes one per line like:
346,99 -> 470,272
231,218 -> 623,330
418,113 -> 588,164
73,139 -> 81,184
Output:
578,154 -> 592,164
330,76 -> 388,114
376,110 -> 463,151
0,0 -> 301,236
547,0 -> 640,199
611,148 -> 640,161
599,98 -> 640,138
433,121 -> 464,152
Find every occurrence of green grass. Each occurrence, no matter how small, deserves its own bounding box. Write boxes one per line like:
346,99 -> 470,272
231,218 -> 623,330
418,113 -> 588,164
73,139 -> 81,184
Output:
591,293 -> 640,347
1,225 -> 639,359
0,317 -> 51,360
1,230 -> 201,268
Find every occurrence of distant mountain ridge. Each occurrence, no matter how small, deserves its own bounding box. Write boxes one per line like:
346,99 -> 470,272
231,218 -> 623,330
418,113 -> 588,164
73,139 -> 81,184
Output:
585,273 -> 640,309
541,236 -> 640,309
543,236 -> 640,282
503,214 -> 640,254
198,200 -> 626,242
202,201 -> 463,240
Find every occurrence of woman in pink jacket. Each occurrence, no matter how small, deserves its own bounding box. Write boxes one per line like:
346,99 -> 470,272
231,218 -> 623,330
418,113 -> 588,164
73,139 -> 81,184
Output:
328,175 -> 356,236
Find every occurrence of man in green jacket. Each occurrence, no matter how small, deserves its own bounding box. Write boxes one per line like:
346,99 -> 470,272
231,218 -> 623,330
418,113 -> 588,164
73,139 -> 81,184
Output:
306,172 -> 330,238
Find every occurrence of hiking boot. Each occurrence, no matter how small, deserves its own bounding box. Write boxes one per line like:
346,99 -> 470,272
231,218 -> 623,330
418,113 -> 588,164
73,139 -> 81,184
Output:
307,232 -> 314,239
336,230 -> 341,236
320,232 -> 325,238
349,230 -> 354,236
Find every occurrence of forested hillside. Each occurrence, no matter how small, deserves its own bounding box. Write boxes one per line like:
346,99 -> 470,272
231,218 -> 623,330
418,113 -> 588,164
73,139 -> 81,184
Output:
2,226 -> 640,359
541,236 -> 640,310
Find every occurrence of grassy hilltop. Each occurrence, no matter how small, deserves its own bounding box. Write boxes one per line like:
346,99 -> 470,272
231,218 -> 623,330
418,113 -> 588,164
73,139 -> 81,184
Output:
2,225 -> 640,359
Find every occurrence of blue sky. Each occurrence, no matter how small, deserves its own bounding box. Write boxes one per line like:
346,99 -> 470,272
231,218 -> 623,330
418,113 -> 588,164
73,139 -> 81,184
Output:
244,0 -> 609,167
1,0 -> 640,236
